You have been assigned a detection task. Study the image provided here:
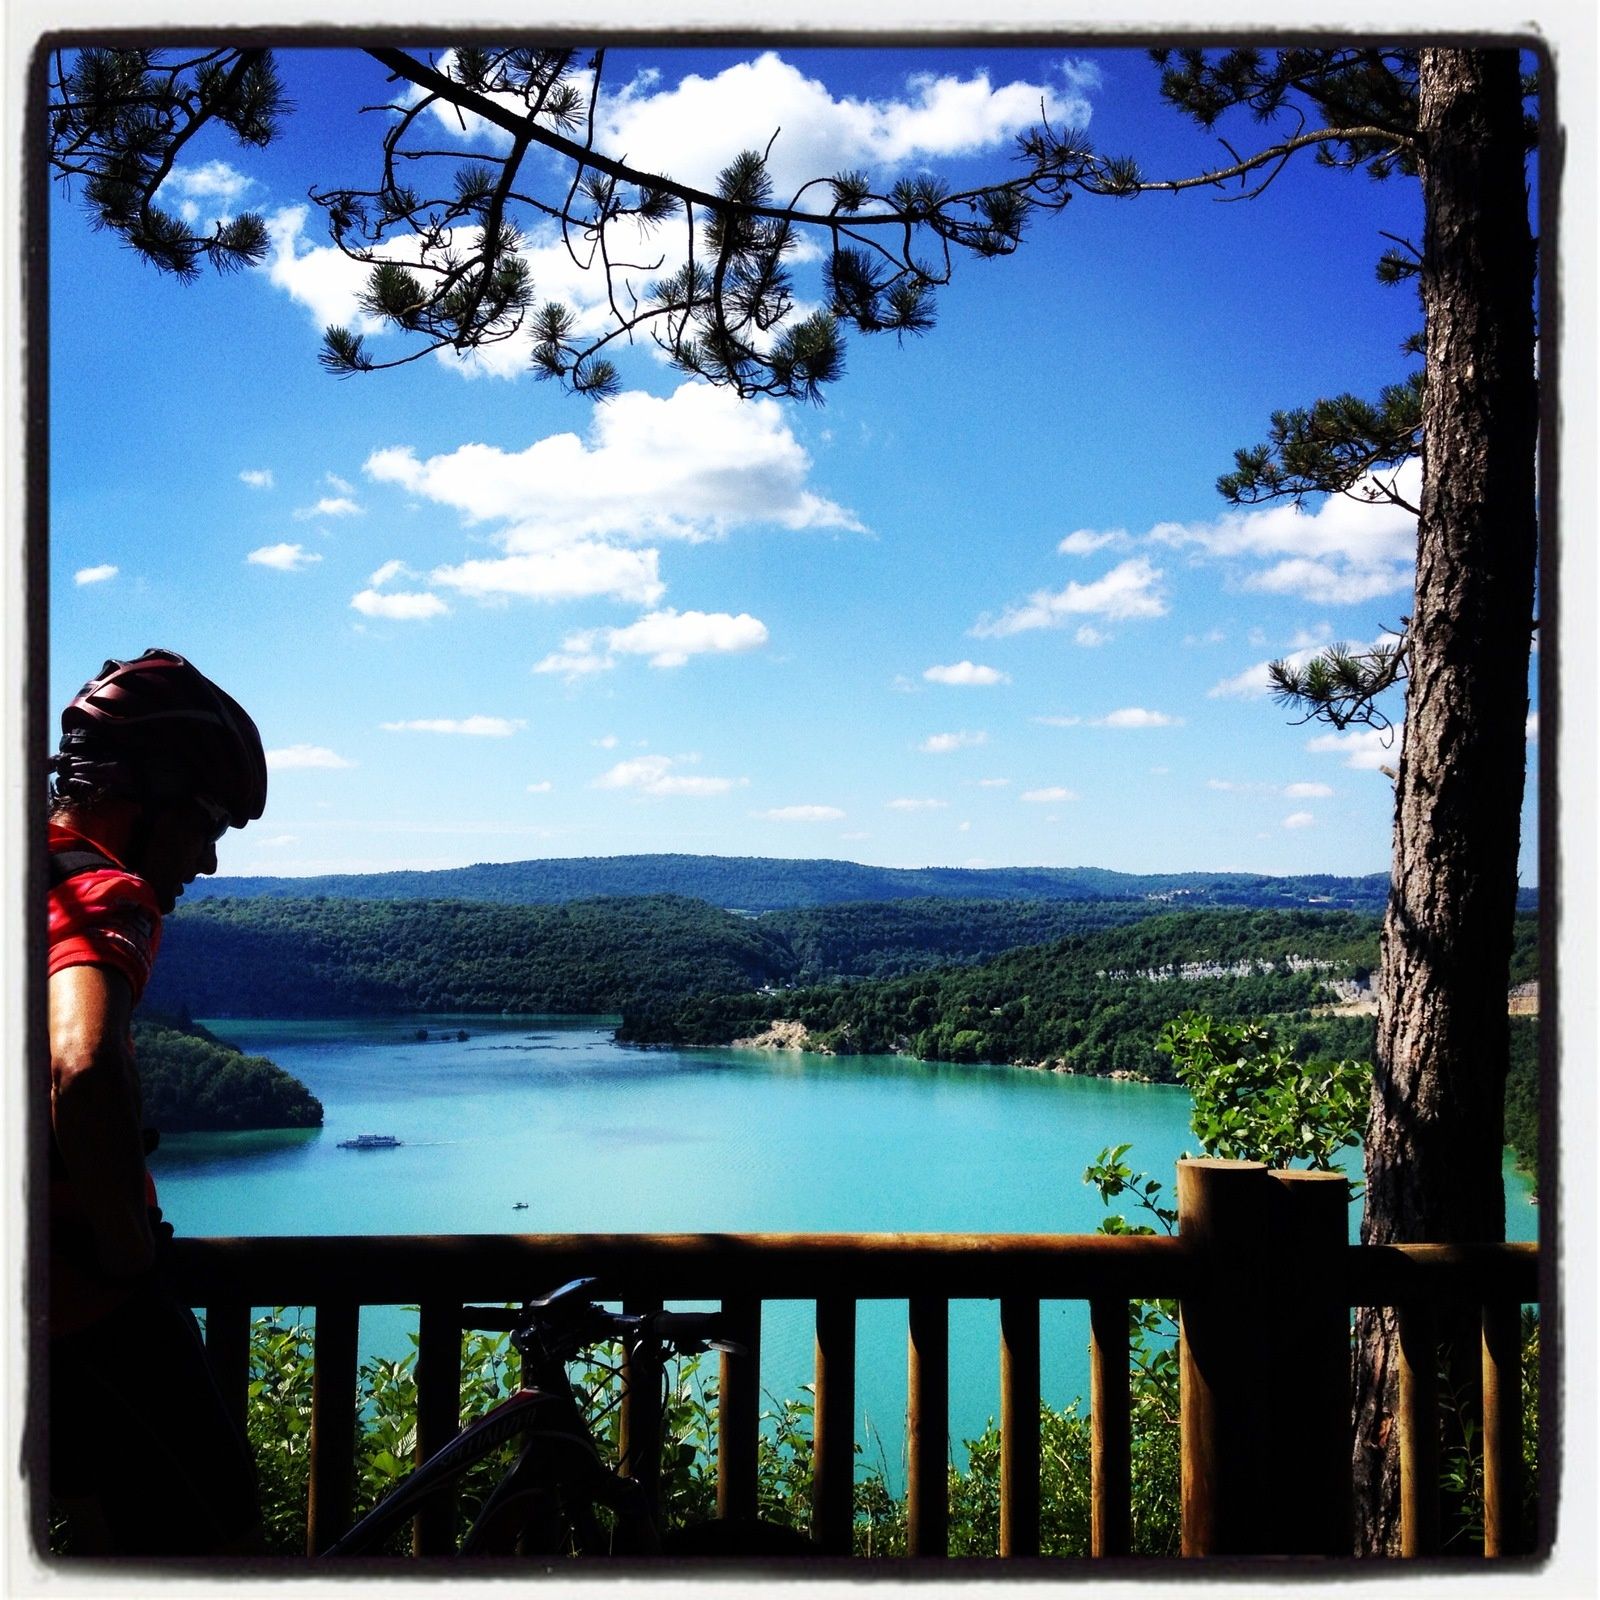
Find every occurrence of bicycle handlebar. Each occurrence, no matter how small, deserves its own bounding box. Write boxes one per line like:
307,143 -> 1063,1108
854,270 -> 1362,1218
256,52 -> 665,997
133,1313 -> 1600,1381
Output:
458,1297 -> 733,1358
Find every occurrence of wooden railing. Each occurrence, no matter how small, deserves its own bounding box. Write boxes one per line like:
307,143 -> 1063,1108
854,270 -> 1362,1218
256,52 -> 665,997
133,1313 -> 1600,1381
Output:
166,1159 -> 1538,1561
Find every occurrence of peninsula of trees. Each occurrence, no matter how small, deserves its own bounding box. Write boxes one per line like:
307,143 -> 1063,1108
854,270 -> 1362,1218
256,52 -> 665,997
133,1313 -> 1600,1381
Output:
133,1014 -> 323,1132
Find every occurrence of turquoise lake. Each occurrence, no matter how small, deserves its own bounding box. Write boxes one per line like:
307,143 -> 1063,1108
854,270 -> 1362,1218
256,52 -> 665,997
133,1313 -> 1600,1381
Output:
154,1015 -> 1539,1486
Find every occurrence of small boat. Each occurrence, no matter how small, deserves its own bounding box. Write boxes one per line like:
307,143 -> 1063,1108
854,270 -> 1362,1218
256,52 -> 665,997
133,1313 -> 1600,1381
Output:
337,1133 -> 402,1150
512,1201 -> 529,1210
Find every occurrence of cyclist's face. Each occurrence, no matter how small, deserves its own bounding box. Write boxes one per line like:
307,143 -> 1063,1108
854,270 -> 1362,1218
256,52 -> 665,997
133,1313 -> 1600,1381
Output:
139,797 -> 227,912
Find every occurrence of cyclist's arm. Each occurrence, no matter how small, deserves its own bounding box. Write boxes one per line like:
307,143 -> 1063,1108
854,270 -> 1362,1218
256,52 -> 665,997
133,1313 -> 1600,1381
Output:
49,962 -> 155,1278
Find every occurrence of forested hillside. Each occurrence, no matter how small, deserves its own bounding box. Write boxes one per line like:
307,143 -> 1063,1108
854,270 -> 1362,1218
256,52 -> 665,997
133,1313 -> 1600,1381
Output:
132,1014 -> 323,1132
184,852 -> 1402,913
142,894 -> 794,1017
619,909 -> 1386,1081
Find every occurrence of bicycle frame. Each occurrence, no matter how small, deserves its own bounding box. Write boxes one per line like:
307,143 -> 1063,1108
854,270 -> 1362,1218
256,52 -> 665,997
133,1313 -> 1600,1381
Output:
325,1374 -> 652,1558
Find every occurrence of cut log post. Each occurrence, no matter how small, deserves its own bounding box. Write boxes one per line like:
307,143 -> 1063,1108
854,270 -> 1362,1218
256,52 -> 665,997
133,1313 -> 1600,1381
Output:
906,1295 -> 949,1558
1481,1299 -> 1523,1557
1089,1295 -> 1132,1557
813,1296 -> 857,1555
1177,1159 -> 1271,1556
1265,1170 -> 1353,1556
717,1296 -> 761,1523
999,1295 -> 1040,1558
413,1299 -> 462,1555
307,1299 -> 359,1554
1397,1301 -> 1441,1557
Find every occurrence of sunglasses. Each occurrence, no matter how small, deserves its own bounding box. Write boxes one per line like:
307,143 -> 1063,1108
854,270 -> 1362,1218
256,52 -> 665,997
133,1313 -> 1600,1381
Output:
192,793 -> 231,842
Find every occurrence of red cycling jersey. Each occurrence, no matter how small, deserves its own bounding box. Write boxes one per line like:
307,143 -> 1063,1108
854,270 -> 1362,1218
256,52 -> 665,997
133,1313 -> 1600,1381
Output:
48,818 -> 163,1001
48,818 -> 164,1333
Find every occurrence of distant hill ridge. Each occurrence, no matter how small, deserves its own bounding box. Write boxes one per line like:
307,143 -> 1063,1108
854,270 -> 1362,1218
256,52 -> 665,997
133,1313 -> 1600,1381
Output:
186,853 -> 1409,913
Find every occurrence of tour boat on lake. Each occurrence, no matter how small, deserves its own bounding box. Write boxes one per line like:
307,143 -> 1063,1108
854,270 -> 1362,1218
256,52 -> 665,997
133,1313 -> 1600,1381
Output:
337,1133 -> 402,1150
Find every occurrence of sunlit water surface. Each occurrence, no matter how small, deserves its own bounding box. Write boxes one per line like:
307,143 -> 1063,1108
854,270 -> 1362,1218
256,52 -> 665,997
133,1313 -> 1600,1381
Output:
156,1016 -> 1537,1485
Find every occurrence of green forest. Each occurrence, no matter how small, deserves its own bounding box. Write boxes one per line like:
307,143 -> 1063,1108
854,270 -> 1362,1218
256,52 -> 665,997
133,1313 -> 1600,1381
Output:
142,894 -> 794,1016
132,1014 -> 323,1132
618,907 -> 1387,1080
182,851 -> 1405,914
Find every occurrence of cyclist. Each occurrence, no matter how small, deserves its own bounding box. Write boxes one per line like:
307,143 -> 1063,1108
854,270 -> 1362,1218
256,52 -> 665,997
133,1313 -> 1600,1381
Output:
44,649 -> 267,1555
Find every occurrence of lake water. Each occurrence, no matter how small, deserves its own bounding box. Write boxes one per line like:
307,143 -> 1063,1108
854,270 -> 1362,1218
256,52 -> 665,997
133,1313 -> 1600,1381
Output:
155,1015 -> 1538,1486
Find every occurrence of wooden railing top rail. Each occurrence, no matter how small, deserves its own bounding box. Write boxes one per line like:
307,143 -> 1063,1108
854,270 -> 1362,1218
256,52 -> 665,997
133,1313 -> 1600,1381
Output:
167,1231 -> 1538,1308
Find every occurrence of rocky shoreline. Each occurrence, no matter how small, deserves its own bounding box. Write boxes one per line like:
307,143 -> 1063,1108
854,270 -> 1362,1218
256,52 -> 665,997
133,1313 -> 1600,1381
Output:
723,1018 -> 1155,1082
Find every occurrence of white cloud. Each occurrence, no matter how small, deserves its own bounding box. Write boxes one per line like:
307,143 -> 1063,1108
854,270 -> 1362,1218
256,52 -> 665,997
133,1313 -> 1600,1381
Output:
436,546 -> 665,608
1144,460 -> 1421,604
248,542 -> 322,571
363,384 -> 860,613
1526,712 -> 1538,742
535,608 -> 768,677
1093,707 -> 1181,729
1306,725 -> 1403,771
351,588 -> 449,620
368,559 -> 420,587
1032,715 -> 1081,728
1284,781 -> 1334,799
1283,811 -> 1316,830
533,649 -> 615,679
325,473 -> 356,495
923,661 -> 1009,687
368,382 -> 859,543
594,735 -> 619,749
1058,529 -> 1127,556
1021,787 -> 1077,803
976,778 -> 1011,788
1075,625 -> 1110,648
266,744 -> 356,770
265,204 -> 387,335
381,716 -> 525,737
74,564 -> 117,586
593,754 -> 741,797
157,159 -> 257,228
239,469 -> 274,489
973,557 -> 1167,637
526,781 -> 554,793
294,496 -> 363,520
755,804 -> 846,822
886,797 -> 948,811
920,730 -> 987,754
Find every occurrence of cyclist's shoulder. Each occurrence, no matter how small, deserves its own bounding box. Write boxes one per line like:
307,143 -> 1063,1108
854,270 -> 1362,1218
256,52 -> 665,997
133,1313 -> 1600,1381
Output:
49,822 -> 159,911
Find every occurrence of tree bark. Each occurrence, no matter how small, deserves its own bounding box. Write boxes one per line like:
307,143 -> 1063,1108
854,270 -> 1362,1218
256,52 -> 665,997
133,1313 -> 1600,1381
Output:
1353,47 -> 1538,1555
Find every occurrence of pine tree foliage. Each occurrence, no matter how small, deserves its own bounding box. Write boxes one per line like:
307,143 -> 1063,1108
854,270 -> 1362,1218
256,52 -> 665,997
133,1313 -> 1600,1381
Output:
52,41 -> 1382,403
48,47 -> 285,278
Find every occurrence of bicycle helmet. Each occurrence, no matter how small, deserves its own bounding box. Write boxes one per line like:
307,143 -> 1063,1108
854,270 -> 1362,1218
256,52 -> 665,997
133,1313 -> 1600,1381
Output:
51,649 -> 268,826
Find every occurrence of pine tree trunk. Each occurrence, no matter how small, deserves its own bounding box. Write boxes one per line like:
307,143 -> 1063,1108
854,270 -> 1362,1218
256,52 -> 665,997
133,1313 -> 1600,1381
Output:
1352,47 -> 1538,1555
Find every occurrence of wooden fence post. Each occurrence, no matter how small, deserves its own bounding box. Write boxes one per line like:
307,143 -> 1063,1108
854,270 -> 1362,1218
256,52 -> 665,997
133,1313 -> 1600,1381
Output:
717,1296 -> 761,1523
1089,1296 -> 1132,1558
999,1295 -> 1040,1558
1177,1158 -> 1271,1556
813,1296 -> 857,1555
413,1299 -> 462,1556
306,1300 -> 360,1554
906,1295 -> 949,1558
1265,1170 -> 1353,1556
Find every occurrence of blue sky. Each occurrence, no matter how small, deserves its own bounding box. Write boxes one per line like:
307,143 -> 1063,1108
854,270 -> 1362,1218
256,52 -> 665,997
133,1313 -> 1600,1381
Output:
48,44 -> 1540,883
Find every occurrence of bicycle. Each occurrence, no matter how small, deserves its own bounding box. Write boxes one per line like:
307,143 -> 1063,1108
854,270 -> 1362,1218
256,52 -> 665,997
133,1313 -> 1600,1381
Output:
324,1277 -> 812,1559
